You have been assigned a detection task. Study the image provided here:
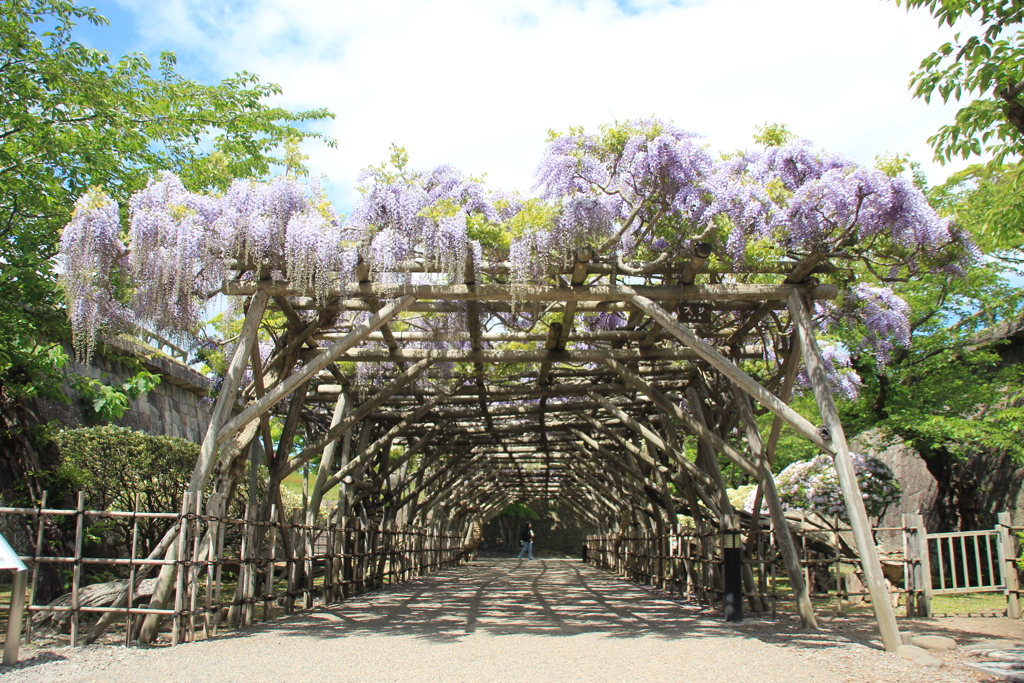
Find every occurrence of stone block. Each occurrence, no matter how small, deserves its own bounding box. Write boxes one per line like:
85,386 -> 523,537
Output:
966,640 -> 1024,653
912,634 -> 957,650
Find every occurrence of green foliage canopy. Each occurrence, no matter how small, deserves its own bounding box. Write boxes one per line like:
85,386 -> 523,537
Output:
0,0 -> 333,401
897,0 -> 1024,163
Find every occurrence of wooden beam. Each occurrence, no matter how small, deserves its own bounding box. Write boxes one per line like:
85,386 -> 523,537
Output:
296,347 -> 761,364
602,358 -> 760,480
216,295 -> 416,445
225,281 -> 838,303
284,358 -> 433,474
588,392 -> 718,492
788,290 -> 901,652
630,294 -> 833,453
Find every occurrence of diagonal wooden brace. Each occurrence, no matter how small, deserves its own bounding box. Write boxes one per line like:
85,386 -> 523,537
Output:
216,294 -> 416,445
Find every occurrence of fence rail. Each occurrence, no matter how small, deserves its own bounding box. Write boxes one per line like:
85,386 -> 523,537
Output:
585,512 -> 1023,620
0,492 -> 469,648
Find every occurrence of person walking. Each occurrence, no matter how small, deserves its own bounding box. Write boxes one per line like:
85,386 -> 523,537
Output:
517,522 -> 535,560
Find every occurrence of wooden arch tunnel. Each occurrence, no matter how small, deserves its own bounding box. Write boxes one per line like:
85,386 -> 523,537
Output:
138,248 -> 902,651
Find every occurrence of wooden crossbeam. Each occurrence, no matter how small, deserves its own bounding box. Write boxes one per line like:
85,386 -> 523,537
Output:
602,358 -> 760,480
216,295 -> 417,445
225,281 -> 838,303
631,294 -> 832,453
294,347 -> 761,364
284,358 -> 433,474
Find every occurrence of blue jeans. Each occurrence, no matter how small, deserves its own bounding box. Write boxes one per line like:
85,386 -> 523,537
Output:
517,541 -> 534,559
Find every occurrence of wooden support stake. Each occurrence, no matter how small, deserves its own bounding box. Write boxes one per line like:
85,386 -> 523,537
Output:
217,294 -> 417,445
998,511 -> 1022,619
788,290 -> 900,651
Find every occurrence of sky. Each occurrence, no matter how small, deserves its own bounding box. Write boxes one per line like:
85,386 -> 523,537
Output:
76,0 -> 973,213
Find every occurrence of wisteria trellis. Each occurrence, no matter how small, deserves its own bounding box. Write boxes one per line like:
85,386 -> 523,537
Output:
59,119 -> 970,650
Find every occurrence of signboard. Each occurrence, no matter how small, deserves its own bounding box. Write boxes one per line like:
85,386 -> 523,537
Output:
0,532 -> 26,571
677,303 -> 711,325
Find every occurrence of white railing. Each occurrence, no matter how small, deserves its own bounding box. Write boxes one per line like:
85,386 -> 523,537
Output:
928,529 -> 1004,594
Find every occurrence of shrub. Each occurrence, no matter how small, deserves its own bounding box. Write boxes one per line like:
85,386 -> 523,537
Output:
749,452 -> 901,522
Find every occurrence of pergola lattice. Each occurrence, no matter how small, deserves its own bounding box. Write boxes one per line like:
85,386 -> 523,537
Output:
139,245 -> 902,649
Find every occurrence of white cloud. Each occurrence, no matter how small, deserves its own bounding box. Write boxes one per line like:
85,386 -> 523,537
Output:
111,0 -> 970,210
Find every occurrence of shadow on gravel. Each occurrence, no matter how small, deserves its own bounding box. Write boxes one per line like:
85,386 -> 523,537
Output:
0,650 -> 68,672
242,556 -> 734,645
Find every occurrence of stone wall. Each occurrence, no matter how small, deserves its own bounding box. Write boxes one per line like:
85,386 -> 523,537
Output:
852,429 -> 1024,533
35,338 -> 213,443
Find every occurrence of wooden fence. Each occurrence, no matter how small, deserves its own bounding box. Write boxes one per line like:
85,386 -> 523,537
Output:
585,512 -> 1023,619
0,492 -> 467,647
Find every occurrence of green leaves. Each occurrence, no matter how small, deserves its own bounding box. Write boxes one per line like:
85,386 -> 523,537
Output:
75,370 -> 161,421
0,0 -> 331,406
897,0 -> 1024,163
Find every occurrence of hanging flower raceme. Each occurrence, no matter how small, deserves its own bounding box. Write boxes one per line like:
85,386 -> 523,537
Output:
128,173 -> 224,335
60,173 -> 368,354
350,164 -> 489,283
815,285 -> 913,366
60,189 -> 130,362
793,341 -> 864,400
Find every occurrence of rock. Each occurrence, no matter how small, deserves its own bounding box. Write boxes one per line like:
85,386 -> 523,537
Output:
900,631 -> 917,646
911,634 -> 958,650
981,650 -> 1024,663
896,644 -> 944,668
965,639 -> 1024,653
964,661 -> 1024,682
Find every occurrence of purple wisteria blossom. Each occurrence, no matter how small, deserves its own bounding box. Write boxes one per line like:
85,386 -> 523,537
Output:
350,163 -> 490,282
60,189 -> 130,362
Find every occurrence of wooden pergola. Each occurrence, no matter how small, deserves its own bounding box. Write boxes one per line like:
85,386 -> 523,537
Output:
139,245 -> 903,650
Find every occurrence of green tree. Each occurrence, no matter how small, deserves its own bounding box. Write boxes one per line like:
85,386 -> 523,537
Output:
834,168 -> 1024,530
0,0 -> 333,502
896,0 -> 1024,163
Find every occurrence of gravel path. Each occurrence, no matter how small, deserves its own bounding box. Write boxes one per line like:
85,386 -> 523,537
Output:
0,557 -> 1003,682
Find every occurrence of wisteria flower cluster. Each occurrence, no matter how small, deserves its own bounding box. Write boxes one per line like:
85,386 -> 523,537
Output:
61,118 -> 973,382
350,163 -> 490,282
60,189 -> 130,363
813,284 -> 913,366
61,173 -> 357,357
527,120 -> 974,273
793,341 -> 864,400
749,452 -> 901,522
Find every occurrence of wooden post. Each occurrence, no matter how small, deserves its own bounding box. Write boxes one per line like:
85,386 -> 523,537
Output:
171,493 -> 190,646
128,494 -> 140,645
730,385 -> 817,628
788,290 -> 901,652
3,570 -> 26,666
188,492 -> 202,642
25,491 -> 46,645
204,500 -> 215,639
266,501 -> 278,618
70,491 -> 84,647
998,511 -> 1022,619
